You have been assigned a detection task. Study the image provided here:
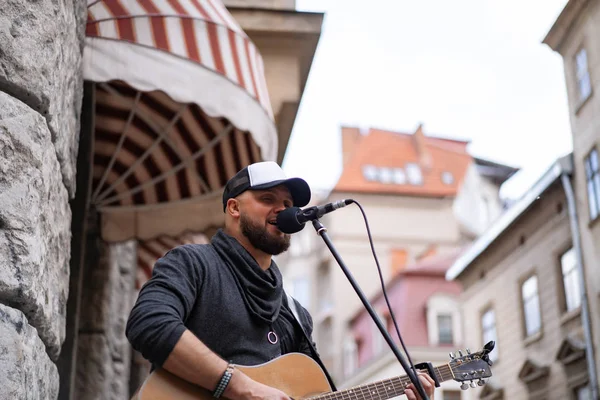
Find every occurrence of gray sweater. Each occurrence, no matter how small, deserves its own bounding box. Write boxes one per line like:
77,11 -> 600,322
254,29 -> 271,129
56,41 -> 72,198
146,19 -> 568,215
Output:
126,239 -> 316,368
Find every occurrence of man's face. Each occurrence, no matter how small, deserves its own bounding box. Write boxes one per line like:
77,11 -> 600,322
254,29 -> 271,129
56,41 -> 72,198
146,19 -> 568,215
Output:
238,185 -> 293,255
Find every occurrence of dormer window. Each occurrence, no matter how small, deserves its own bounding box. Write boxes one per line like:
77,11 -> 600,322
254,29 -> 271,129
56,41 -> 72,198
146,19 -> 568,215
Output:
441,171 -> 454,185
378,167 -> 393,184
362,165 -> 378,181
362,164 -> 424,185
405,163 -> 423,185
393,168 -> 407,184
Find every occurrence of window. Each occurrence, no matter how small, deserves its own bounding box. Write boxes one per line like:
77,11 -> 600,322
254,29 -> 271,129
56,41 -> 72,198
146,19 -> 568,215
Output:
406,163 -> 423,185
289,230 -> 313,256
442,390 -> 461,400
575,384 -> 590,400
393,168 -> 407,184
522,275 -> 542,337
378,167 -> 393,184
585,148 -> 600,220
318,318 -> 333,354
575,48 -> 592,103
343,337 -> 358,378
362,164 -> 378,181
437,314 -> 454,344
291,277 -> 311,309
427,294 -> 461,346
441,171 -> 454,185
289,236 -> 302,256
481,309 -> 499,362
316,263 -> 333,314
561,248 -> 582,312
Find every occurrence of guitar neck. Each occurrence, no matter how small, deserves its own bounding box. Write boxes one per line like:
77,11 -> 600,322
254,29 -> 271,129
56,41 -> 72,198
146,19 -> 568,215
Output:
310,364 -> 453,400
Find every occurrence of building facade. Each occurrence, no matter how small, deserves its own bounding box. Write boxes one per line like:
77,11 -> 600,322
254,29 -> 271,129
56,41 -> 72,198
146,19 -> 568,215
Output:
446,156 -> 595,399
544,2 -> 600,398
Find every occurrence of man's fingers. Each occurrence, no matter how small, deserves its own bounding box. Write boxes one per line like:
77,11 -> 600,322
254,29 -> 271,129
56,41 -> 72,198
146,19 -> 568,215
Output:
405,373 -> 436,399
418,372 -> 435,388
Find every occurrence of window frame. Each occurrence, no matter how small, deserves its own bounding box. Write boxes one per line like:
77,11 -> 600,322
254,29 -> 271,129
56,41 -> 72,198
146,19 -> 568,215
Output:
405,162 -> 424,185
574,46 -> 592,105
520,274 -> 542,339
558,246 -> 582,313
584,147 -> 600,222
437,313 -> 454,345
481,307 -> 499,362
574,383 -> 590,400
342,335 -> 359,378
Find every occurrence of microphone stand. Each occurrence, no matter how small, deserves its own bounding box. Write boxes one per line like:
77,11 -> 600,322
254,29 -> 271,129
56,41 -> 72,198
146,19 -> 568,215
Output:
311,219 -> 430,400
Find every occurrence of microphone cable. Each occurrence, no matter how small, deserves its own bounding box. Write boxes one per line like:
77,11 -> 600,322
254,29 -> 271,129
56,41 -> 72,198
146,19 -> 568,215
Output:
345,199 -> 427,398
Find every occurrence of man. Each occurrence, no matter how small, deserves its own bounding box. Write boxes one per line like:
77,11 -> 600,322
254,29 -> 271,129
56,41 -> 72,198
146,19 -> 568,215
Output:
126,161 -> 435,400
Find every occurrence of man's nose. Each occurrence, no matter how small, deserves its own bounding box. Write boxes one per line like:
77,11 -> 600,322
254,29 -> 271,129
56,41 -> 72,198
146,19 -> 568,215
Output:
273,202 -> 287,213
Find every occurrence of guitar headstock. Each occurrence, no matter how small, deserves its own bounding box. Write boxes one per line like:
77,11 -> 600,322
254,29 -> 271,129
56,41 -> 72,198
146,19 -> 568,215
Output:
448,341 -> 495,390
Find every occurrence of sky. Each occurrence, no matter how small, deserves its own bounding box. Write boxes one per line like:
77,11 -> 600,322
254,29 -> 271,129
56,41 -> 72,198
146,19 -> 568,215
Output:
281,0 -> 572,201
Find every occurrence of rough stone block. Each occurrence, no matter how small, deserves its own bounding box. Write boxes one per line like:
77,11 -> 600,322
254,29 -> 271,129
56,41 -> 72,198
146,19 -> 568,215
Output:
80,240 -> 137,360
0,304 -> 59,400
76,334 -> 112,400
0,0 -> 85,196
75,333 -> 133,400
0,92 -> 71,360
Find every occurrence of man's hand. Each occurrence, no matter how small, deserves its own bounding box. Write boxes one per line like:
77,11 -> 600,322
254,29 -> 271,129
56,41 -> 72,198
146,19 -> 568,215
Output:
224,369 -> 291,400
405,372 -> 436,400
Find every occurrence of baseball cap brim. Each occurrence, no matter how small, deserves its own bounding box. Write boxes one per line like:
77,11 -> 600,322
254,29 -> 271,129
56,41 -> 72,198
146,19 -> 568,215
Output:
251,177 -> 311,208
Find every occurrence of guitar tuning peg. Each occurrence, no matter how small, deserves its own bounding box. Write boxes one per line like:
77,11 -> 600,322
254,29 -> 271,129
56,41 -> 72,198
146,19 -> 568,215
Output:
477,379 -> 486,386
458,350 -> 464,357
449,352 -> 455,359
460,383 -> 469,390
466,348 -> 471,354
470,382 -> 477,388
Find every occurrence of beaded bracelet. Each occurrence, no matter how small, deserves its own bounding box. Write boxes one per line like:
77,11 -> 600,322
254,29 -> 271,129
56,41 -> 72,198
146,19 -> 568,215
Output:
213,363 -> 235,398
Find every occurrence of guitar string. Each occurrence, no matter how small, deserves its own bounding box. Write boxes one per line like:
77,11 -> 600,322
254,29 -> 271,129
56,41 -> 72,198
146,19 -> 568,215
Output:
308,365 -> 455,400
311,371 -> 455,400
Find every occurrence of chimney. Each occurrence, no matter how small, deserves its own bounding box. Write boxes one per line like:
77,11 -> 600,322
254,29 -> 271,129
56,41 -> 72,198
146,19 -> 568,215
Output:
412,123 -> 432,170
340,126 -> 364,167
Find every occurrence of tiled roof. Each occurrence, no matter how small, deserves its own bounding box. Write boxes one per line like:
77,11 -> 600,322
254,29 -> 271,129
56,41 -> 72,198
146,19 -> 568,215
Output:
333,125 -> 473,197
402,248 -> 464,275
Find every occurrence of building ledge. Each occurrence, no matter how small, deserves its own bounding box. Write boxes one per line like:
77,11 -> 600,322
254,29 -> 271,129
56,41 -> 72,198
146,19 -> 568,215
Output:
226,7 -> 324,36
560,307 -> 581,326
523,330 -> 543,347
226,6 -> 323,163
543,0 -> 590,53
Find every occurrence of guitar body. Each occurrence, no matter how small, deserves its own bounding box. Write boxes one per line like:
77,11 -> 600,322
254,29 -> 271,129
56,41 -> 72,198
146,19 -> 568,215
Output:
131,342 -> 495,400
133,353 -> 332,400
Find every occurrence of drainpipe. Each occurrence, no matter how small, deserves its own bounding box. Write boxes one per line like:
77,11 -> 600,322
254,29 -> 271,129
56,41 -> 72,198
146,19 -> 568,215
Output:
560,171 -> 599,399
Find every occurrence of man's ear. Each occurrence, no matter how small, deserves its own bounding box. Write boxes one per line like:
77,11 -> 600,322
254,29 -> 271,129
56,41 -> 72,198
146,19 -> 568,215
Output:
226,198 -> 241,218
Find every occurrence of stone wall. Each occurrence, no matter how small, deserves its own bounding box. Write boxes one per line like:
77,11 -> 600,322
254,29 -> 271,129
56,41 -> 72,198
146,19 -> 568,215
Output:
0,0 -> 85,398
75,240 -> 138,400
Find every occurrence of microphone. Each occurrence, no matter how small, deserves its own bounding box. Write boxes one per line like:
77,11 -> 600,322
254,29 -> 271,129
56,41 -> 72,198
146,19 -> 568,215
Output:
276,199 -> 352,234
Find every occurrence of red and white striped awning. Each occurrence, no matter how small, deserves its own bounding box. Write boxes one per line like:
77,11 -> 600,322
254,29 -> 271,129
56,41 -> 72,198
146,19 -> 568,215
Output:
83,0 -> 277,242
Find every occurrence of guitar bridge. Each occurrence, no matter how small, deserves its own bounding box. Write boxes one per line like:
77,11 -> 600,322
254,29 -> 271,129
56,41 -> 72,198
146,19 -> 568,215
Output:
414,362 -> 441,387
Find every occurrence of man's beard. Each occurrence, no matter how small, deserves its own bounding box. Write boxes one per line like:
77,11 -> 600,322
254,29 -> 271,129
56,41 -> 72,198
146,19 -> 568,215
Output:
240,212 -> 290,255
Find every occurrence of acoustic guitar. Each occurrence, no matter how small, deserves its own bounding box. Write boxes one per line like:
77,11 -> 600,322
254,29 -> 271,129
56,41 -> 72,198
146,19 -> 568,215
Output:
132,342 -> 494,400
